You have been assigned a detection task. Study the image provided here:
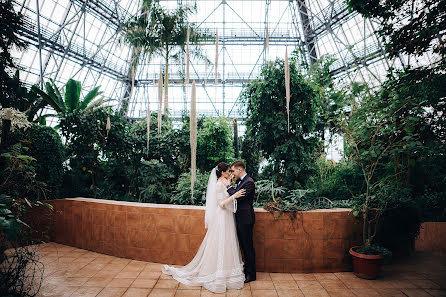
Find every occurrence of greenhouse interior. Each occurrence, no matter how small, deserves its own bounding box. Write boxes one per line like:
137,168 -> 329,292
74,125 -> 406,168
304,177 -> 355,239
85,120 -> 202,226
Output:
0,0 -> 445,296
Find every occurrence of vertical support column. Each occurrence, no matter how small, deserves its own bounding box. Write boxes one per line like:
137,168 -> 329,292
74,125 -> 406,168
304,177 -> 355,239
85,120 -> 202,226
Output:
36,0 -> 44,89
296,0 -> 317,65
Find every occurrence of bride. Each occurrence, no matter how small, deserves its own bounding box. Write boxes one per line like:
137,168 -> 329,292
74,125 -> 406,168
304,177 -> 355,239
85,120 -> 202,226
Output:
162,162 -> 246,293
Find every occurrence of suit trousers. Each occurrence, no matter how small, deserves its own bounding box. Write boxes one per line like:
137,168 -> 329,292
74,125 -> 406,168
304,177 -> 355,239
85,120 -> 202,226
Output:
236,223 -> 256,277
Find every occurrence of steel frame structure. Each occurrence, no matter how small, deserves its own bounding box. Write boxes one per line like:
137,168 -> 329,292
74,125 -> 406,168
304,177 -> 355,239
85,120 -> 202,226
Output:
12,0 -> 415,121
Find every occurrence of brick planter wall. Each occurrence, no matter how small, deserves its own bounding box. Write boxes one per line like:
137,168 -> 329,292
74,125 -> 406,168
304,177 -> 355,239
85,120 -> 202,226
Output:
39,198 -> 361,273
415,222 -> 446,255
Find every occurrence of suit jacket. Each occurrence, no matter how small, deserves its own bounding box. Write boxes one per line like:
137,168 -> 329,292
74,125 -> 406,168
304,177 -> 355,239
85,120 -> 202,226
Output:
227,175 -> 255,225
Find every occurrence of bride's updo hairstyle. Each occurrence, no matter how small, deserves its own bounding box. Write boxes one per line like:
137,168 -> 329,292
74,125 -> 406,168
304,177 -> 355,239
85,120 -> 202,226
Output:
215,162 -> 229,178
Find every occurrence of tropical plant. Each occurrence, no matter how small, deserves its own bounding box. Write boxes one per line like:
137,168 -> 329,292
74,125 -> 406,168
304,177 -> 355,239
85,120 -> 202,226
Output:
32,78 -> 105,119
196,117 -> 234,172
121,0 -> 211,111
0,194 -> 47,297
241,58 -> 318,188
0,108 -> 32,135
171,170 -> 209,205
23,125 -> 65,199
136,159 -> 176,203
0,142 -> 47,201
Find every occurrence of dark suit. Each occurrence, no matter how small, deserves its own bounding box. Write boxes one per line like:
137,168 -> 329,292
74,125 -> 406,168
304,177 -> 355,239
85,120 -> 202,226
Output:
227,175 -> 256,278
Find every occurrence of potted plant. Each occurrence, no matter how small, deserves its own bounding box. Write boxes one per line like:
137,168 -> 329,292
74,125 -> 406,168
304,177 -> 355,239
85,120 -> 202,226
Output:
340,86 -> 422,279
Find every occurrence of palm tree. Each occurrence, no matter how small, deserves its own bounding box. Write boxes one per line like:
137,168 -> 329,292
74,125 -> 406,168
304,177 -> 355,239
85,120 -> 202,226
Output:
32,78 -> 105,117
121,0 -> 211,113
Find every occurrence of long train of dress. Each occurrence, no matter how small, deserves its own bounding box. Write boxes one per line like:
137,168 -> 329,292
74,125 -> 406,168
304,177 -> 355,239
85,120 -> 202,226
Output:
162,181 -> 245,293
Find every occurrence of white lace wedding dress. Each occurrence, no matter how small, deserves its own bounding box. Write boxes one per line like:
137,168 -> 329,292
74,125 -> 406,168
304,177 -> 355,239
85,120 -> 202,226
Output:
162,180 -> 245,293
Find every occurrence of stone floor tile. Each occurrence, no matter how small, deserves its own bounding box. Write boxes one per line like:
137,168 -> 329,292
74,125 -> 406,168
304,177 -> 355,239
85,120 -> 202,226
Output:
148,289 -> 176,297
349,288 -> 381,296
324,288 -> 356,297
84,276 -> 114,287
115,270 -> 142,279
226,289 -> 252,297
145,263 -> 165,272
291,274 -> 317,281
276,289 -> 304,297
340,278 -> 371,289
248,280 -> 274,290
154,280 -> 180,289
270,273 -> 295,281
131,279 -> 157,289
401,288 -> 433,297
200,290 -> 226,296
97,287 -> 128,297
251,289 -> 278,297
294,280 -> 324,290
256,272 -> 272,280
122,288 -> 152,297
178,283 -> 202,290
272,280 -> 299,290
313,273 -> 339,281
410,279 -> 442,289
174,290 -> 201,297
318,279 -> 347,290
374,288 -> 406,296
425,289 -> 446,297
107,278 -> 136,288
70,286 -> 104,297
299,288 -> 329,297
139,271 -> 162,280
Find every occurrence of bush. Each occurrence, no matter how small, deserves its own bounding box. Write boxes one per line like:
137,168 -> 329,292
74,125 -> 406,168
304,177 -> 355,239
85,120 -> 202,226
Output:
136,160 -> 176,203
307,157 -> 364,201
171,170 -> 209,205
23,125 -> 64,199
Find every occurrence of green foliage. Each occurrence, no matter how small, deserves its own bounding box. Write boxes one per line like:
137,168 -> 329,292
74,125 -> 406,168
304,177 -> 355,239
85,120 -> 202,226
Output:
136,160 -> 176,203
197,117 -> 234,171
32,78 -> 105,118
23,125 -> 64,199
0,142 -> 47,201
171,170 -> 209,205
242,58 -> 318,188
59,107 -> 134,197
307,157 -> 365,202
0,194 -> 20,241
240,129 -> 261,181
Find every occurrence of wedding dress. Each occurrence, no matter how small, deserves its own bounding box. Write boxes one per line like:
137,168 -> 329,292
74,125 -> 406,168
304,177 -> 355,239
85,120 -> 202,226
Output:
162,168 -> 245,293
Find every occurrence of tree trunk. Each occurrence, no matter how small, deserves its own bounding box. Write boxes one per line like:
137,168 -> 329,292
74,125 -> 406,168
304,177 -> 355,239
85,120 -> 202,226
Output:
164,50 -> 169,113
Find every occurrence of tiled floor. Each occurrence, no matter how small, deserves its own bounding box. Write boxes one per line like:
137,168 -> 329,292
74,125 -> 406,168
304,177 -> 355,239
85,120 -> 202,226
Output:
16,242 -> 446,297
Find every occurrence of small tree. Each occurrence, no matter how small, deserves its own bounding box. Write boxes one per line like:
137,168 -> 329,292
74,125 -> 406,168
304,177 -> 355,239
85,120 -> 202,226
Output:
241,58 -> 318,188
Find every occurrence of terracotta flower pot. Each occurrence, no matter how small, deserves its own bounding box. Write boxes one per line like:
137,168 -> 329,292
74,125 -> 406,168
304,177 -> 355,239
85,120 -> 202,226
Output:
349,246 -> 383,279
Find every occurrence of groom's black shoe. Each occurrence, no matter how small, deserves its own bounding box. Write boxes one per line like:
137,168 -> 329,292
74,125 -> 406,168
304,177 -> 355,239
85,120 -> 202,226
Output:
244,274 -> 256,283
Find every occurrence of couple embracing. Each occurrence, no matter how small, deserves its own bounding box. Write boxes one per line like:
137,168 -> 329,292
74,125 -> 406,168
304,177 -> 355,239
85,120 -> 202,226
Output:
162,160 -> 256,293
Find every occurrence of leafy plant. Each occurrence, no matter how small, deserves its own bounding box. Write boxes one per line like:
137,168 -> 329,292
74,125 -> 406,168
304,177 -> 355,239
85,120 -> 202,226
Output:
23,125 -> 64,199
136,159 -> 176,203
32,78 -> 105,120
171,170 -> 209,205
241,58 -> 318,189
121,0 -> 211,112
0,142 -> 47,201
197,117 -> 234,172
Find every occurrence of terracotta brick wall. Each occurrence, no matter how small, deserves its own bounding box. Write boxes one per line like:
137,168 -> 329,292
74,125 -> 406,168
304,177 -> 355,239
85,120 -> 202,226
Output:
42,198 -> 361,273
415,222 -> 446,255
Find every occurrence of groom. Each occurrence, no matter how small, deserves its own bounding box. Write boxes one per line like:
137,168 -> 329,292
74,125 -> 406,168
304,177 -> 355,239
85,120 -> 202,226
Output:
226,160 -> 256,283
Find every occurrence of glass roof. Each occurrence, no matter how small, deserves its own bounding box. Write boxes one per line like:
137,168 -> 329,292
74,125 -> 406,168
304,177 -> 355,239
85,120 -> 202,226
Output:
12,0 -> 436,122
